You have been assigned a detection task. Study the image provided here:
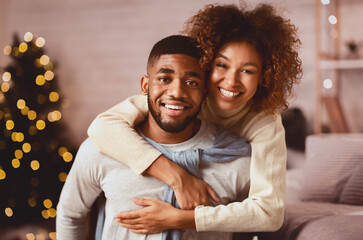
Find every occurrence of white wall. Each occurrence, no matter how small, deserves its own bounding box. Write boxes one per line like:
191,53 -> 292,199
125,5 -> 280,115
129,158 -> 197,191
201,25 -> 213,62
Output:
0,0 -> 362,145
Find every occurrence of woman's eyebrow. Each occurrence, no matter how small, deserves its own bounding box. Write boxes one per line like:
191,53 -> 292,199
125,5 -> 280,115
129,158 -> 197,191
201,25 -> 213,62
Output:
216,54 -> 259,68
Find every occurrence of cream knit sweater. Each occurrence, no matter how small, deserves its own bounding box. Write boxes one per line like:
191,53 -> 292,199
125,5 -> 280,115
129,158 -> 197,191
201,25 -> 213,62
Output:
87,94 -> 286,232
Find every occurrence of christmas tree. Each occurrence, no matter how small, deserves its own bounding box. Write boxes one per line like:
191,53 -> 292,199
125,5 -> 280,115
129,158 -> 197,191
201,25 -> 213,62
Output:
0,32 -> 75,226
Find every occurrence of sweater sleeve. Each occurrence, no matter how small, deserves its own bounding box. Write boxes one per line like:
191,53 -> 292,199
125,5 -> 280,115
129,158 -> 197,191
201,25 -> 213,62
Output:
195,113 -> 286,232
56,139 -> 104,240
87,94 -> 162,175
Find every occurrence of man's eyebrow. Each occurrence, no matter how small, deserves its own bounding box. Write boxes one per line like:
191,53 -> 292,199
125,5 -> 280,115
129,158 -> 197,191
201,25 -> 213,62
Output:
216,53 -> 259,68
157,68 -> 174,74
185,71 -> 202,79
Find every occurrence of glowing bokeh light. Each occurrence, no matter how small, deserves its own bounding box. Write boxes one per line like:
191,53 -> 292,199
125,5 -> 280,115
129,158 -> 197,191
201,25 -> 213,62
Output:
14,149 -> 23,159
0,169 -> 6,180
39,55 -> 50,65
28,110 -> 37,120
6,120 -> 14,130
323,79 -> 333,89
1,82 -> 10,92
49,92 -> 59,102
36,120 -> 46,130
35,75 -> 45,86
21,106 -> 30,115
5,207 -> 13,217
63,152 -> 73,162
28,198 -> 37,207
328,15 -> 337,24
58,172 -> 68,182
23,143 -> 31,153
35,37 -> 45,47
19,43 -> 28,53
17,99 -> 26,109
2,72 -> 11,82
24,32 -> 34,42
3,45 -> 12,55
44,70 -> 54,81
12,159 -> 20,168
30,160 -> 40,171
43,199 -> 53,209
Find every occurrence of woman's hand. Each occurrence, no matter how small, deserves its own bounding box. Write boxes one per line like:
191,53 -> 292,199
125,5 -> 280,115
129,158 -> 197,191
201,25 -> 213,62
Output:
114,198 -> 195,234
145,155 -> 220,209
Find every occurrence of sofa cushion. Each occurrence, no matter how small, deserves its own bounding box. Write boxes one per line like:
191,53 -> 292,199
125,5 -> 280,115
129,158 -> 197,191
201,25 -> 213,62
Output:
339,161 -> 363,205
300,134 -> 363,203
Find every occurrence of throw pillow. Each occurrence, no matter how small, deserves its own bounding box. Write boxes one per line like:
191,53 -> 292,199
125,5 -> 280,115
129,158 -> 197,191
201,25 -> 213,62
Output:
339,161 -> 363,205
300,134 -> 363,203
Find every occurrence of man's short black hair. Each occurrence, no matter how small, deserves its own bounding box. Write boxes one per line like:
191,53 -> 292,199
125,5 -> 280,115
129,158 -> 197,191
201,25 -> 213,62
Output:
147,35 -> 201,73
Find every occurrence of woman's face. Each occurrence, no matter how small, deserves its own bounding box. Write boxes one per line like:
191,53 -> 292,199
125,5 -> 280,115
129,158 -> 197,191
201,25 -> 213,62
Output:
208,41 -> 262,111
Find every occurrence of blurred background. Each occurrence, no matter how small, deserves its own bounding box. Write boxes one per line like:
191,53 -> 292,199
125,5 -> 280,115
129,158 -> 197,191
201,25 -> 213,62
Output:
0,0 -> 362,239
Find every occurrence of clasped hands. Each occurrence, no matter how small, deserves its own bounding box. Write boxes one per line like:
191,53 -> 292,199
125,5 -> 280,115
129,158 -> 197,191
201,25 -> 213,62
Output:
114,174 -> 220,234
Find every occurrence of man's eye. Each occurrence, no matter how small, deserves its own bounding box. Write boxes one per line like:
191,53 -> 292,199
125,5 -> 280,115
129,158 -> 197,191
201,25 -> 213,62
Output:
186,80 -> 198,86
158,77 -> 169,82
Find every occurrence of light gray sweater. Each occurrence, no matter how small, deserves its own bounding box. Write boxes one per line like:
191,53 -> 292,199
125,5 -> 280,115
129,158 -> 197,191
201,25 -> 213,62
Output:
56,121 -> 250,240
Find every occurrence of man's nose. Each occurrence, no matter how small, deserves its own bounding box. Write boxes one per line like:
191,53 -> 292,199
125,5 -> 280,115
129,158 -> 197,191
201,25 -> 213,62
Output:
167,79 -> 185,98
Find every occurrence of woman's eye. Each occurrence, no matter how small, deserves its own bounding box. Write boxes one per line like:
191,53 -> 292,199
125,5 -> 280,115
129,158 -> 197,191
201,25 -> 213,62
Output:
216,63 -> 227,69
241,69 -> 254,74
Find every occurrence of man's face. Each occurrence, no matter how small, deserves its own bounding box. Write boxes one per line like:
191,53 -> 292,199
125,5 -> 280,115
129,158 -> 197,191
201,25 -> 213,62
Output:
141,54 -> 205,133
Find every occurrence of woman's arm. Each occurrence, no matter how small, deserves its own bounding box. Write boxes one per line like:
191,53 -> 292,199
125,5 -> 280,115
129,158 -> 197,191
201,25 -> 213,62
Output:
114,112 -> 286,233
87,95 -> 219,209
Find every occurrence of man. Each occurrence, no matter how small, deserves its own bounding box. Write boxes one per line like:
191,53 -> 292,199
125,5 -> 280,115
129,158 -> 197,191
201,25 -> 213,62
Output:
56,35 -> 250,240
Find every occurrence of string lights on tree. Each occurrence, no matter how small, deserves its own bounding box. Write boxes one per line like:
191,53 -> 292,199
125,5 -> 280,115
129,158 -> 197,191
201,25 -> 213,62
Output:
0,32 -> 75,226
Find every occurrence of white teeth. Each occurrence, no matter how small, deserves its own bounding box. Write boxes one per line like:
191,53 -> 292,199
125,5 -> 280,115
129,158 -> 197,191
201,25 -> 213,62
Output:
165,104 -> 185,110
219,88 -> 240,98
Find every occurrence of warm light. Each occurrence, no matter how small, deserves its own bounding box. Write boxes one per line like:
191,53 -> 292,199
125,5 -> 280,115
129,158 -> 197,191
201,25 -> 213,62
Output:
12,159 -> 20,168
29,126 -> 37,135
44,70 -> 54,81
35,75 -> 45,86
23,143 -> 31,153
328,15 -> 337,24
1,82 -> 10,92
323,79 -> 333,89
15,132 -> 24,142
63,152 -> 73,162
48,110 -> 62,122
43,199 -> 53,209
21,106 -> 29,115
19,43 -> 28,53
49,232 -> 56,240
2,72 -> 11,82
30,160 -> 40,171
17,99 -> 26,109
3,45 -> 12,55
37,94 -> 47,104
34,59 -> 42,68
39,55 -> 50,65
28,198 -> 37,207
6,120 -> 14,130
36,120 -> 46,130
24,32 -> 33,42
28,110 -> 37,120
25,233 -> 35,240
0,169 -> 6,180
11,132 -> 17,142
14,149 -> 23,159
321,0 -> 330,5
44,62 -> 53,71
35,37 -> 45,47
58,147 -> 67,156
49,92 -> 59,102
58,172 -> 67,182
5,207 -> 13,217
0,93 -> 4,103
49,208 -> 56,218
41,209 -> 50,219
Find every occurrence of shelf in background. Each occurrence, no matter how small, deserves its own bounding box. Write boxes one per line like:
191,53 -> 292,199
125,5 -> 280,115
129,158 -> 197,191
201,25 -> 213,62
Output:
320,59 -> 363,70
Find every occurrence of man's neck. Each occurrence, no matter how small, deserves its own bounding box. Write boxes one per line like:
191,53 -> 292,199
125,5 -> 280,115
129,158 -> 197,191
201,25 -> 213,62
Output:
138,117 -> 201,144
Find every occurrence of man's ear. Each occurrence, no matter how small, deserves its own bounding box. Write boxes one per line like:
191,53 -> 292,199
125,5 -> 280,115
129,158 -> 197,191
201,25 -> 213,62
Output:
141,75 -> 149,95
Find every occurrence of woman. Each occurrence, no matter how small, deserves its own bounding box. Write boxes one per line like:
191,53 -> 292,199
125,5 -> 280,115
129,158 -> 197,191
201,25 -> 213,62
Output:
88,3 -> 302,234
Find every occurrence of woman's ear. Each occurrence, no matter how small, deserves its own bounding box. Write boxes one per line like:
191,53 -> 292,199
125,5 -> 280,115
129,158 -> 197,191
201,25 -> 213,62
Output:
141,75 -> 149,95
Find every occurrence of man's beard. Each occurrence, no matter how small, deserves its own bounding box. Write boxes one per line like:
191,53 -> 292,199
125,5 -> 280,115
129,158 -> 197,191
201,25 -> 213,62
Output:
148,96 -> 201,133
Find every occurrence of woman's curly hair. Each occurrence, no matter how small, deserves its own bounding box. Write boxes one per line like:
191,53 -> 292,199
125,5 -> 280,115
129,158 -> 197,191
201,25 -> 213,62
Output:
182,3 -> 303,114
